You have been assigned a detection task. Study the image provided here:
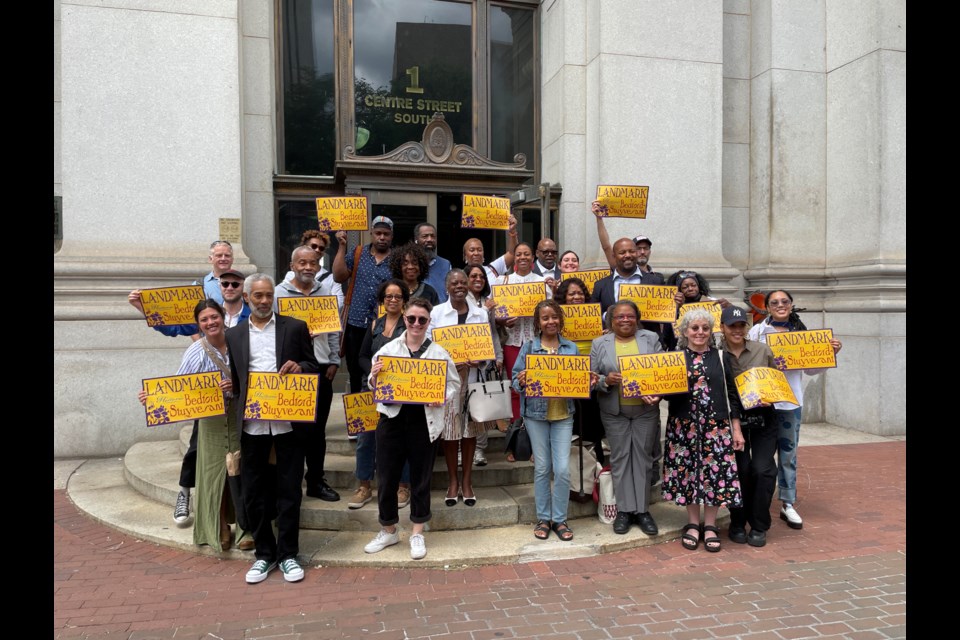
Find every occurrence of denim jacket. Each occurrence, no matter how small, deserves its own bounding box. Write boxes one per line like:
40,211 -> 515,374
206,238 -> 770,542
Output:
511,336 -> 580,420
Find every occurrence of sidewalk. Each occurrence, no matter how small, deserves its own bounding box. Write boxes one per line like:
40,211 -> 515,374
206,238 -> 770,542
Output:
54,438 -> 905,639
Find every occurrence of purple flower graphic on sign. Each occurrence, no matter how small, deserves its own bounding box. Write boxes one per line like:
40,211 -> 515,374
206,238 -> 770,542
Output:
596,204 -> 609,217
376,384 -> 395,401
774,356 -> 787,371
147,312 -> 165,326
146,404 -> 170,426
317,217 -> 332,231
624,380 -> 641,397
462,215 -> 476,228
347,417 -> 366,435
742,391 -> 761,408
495,305 -> 509,319
245,400 -> 262,419
526,381 -> 543,397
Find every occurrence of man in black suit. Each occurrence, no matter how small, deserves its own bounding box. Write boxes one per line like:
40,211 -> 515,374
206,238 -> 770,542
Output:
532,237 -> 561,281
227,273 -> 320,584
591,237 -> 672,348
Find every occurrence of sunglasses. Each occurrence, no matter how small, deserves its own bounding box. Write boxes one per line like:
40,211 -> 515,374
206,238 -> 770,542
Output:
405,315 -> 430,326
768,298 -> 792,307
220,280 -> 242,289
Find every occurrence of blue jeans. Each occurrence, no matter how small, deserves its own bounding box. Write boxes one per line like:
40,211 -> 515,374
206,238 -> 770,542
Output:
774,407 -> 802,504
524,416 -> 573,523
356,430 -> 410,484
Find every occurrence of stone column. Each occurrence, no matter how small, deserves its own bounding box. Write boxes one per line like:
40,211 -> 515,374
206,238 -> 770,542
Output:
746,0 -> 905,434
55,1 -> 248,456
544,1 -> 738,293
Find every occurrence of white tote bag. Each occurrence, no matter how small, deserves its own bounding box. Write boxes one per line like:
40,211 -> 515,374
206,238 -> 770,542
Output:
466,367 -> 513,423
593,463 -> 617,524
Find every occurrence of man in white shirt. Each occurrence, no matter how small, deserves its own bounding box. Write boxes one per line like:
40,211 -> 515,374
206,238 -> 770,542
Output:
227,274 -> 320,584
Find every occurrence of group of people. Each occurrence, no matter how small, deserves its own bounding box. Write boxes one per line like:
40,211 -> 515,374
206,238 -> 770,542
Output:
129,198 -> 843,581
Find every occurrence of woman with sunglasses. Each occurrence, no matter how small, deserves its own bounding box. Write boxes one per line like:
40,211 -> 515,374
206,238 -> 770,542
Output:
365,298 -> 460,560
352,279 -> 413,511
747,290 -> 842,530
663,308 -> 744,553
428,269 -> 498,507
137,299 -> 249,552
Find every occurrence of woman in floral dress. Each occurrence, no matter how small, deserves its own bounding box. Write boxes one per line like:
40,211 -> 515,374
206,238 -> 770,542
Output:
663,308 -> 745,552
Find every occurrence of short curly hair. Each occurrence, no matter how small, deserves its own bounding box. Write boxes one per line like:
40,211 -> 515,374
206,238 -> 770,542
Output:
533,299 -> 565,335
389,241 -> 430,284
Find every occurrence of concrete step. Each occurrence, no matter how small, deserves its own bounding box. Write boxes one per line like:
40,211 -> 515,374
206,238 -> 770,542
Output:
126,440 -> 602,531
69,456 -> 701,568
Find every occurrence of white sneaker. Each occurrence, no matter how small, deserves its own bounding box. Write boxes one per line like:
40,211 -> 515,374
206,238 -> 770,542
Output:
409,533 -> 426,560
173,490 -> 191,525
780,503 -> 803,530
364,528 -> 400,554
279,558 -> 304,582
473,451 -> 488,467
245,559 -> 277,584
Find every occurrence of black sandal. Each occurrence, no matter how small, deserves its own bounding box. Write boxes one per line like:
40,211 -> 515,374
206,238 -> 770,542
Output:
681,523 -> 701,550
551,521 -> 574,541
702,525 -> 722,552
534,520 -> 551,540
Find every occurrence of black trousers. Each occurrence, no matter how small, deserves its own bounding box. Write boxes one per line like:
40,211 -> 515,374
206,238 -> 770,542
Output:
375,405 -> 438,526
344,324 -> 368,394
178,420 -> 199,488
304,375 -> 334,491
573,395 -> 605,465
729,417 -> 779,533
241,428 -> 305,563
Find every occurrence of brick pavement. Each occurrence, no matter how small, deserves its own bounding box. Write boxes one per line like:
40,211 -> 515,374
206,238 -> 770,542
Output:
54,442 -> 905,639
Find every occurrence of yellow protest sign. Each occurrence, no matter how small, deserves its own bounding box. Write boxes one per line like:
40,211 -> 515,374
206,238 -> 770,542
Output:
140,285 -> 205,327
372,356 -> 448,405
674,301 -> 723,336
491,282 -> 547,319
315,196 -> 369,231
141,372 -> 226,426
766,329 -> 838,371
243,372 -> 319,422
430,323 -> 496,364
277,295 -> 341,334
559,269 -> 609,296
595,185 -> 649,219
618,284 -> 678,323
524,354 -> 592,400
618,351 -> 689,397
342,391 -> 380,435
560,303 -> 603,342
461,194 -> 510,230
734,367 -> 799,409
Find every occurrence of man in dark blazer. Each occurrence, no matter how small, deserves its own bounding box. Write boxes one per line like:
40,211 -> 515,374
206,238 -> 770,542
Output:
227,273 -> 320,584
591,237 -> 673,347
532,237 -> 561,281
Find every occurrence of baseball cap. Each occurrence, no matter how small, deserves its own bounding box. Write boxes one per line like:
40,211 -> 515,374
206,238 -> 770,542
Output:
219,269 -> 245,280
371,216 -> 394,230
720,305 -> 749,325
633,234 -> 652,246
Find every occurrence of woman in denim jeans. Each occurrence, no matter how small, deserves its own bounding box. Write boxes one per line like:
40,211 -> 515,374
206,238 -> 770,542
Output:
747,290 -> 842,530
512,299 -> 599,541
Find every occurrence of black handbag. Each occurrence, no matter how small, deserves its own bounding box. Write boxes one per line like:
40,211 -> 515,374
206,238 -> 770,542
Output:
504,418 -> 533,461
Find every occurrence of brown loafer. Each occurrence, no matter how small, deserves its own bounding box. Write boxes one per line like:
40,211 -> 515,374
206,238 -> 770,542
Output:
237,538 -> 255,551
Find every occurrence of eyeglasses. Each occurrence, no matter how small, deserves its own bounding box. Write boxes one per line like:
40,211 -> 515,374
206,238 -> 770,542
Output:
768,298 -> 792,307
405,315 -> 429,326
383,294 -> 404,300
688,325 -> 712,333
308,243 -> 323,251
220,281 -> 242,289
613,314 -> 637,321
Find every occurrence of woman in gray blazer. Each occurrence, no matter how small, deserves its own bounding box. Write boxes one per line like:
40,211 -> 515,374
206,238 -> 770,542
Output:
590,301 -> 663,537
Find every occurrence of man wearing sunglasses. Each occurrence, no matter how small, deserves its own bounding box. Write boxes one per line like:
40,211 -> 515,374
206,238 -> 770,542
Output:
532,237 -> 561,281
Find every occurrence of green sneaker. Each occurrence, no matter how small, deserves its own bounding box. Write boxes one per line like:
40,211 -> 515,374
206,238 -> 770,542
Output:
245,559 -> 277,584
279,558 -> 304,582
